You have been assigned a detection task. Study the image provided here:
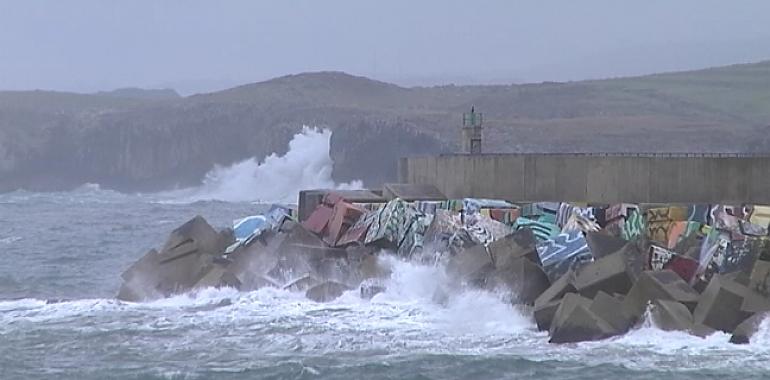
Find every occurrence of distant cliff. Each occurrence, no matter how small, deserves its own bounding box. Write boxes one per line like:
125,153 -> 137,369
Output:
1,62 -> 770,192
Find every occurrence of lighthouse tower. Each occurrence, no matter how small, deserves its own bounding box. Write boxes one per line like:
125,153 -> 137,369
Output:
461,107 -> 483,154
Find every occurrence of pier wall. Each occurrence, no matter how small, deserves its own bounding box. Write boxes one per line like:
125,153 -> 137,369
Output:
398,154 -> 770,204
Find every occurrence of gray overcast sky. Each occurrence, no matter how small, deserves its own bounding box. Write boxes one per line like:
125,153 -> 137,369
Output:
1,0 -> 770,94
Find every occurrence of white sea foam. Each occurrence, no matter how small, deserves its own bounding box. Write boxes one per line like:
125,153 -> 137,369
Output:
5,258 -> 770,373
168,126 -> 362,203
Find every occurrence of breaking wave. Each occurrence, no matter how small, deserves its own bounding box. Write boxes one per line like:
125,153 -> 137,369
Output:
172,127 -> 362,203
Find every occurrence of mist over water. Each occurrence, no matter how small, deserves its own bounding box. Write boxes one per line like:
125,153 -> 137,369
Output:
171,127 -> 362,204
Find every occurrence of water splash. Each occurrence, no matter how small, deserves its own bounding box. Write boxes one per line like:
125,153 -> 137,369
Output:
171,126 -> 362,203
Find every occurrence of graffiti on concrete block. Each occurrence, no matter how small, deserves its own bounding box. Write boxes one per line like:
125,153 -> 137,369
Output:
514,217 -> 560,242
648,245 -> 676,271
537,230 -> 593,281
622,210 -> 645,241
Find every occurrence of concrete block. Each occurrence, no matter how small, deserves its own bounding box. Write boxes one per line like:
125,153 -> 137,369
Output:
724,270 -> 751,287
487,257 -> 551,305
364,199 -> 420,250
488,228 -> 540,267
549,293 -> 618,344
132,216 -> 229,298
192,263 -> 231,290
585,232 -> 628,259
534,299 -> 561,331
651,299 -> 693,332
382,183 -> 446,201
284,275 -> 321,292
301,205 -> 333,235
721,238 -> 761,276
673,233 -> 703,260
534,270 -> 576,309
159,215 -> 223,262
538,230 -> 593,281
549,293 -> 591,336
298,189 -> 384,222
664,255 -> 699,283
690,323 -> 717,338
117,249 -> 163,301
573,247 -> 639,299
590,291 -> 633,333
325,201 -> 365,246
741,289 -> 770,313
622,270 -> 700,321
225,230 -> 286,289
515,217 -> 560,242
305,281 -> 352,302
645,206 -> 688,223
360,279 -> 386,300
336,212 -> 373,247
693,274 -> 753,332
749,259 -> 770,297
447,244 -> 494,285
648,245 -> 676,271
730,313 -> 767,344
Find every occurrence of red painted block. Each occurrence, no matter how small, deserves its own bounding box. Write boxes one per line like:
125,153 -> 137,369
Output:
336,220 -> 371,247
302,205 -> 334,235
325,201 -> 365,246
665,255 -> 699,282
322,192 -> 345,207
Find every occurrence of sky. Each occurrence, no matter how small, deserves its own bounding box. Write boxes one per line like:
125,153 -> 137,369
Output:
1,0 -> 770,95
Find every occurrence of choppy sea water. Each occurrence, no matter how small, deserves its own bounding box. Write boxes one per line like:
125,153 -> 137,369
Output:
2,187 -> 770,380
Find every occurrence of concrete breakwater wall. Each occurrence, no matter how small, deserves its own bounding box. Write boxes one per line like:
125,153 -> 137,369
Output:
399,154 -> 770,204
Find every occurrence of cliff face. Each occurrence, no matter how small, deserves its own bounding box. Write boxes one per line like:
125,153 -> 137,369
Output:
1,64 -> 770,192
0,86 -> 450,192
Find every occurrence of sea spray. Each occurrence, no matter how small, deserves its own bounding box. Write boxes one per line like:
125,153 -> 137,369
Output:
177,126 -> 362,203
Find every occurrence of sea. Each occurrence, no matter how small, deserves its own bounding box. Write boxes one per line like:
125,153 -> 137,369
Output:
2,129 -> 770,379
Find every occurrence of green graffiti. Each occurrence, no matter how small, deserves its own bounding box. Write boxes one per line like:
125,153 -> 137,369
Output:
622,210 -> 645,241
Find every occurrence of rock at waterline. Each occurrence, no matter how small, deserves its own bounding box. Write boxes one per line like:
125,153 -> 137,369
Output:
730,312 -> 767,344
549,293 -> 618,344
117,216 -> 232,302
306,281 -> 352,302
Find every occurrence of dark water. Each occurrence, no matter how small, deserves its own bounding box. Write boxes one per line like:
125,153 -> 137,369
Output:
1,188 -> 769,380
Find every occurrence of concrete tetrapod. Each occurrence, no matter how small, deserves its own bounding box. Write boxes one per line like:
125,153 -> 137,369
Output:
693,274 -> 753,332
590,291 -> 633,333
622,270 -> 700,322
487,257 -> 551,305
446,244 -> 494,287
549,293 -> 619,344
573,247 -> 640,299
585,232 -> 629,260
117,215 -> 232,301
534,299 -> 562,331
649,299 -> 715,337
306,281 -> 352,302
730,312 -> 767,344
488,228 -> 540,266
